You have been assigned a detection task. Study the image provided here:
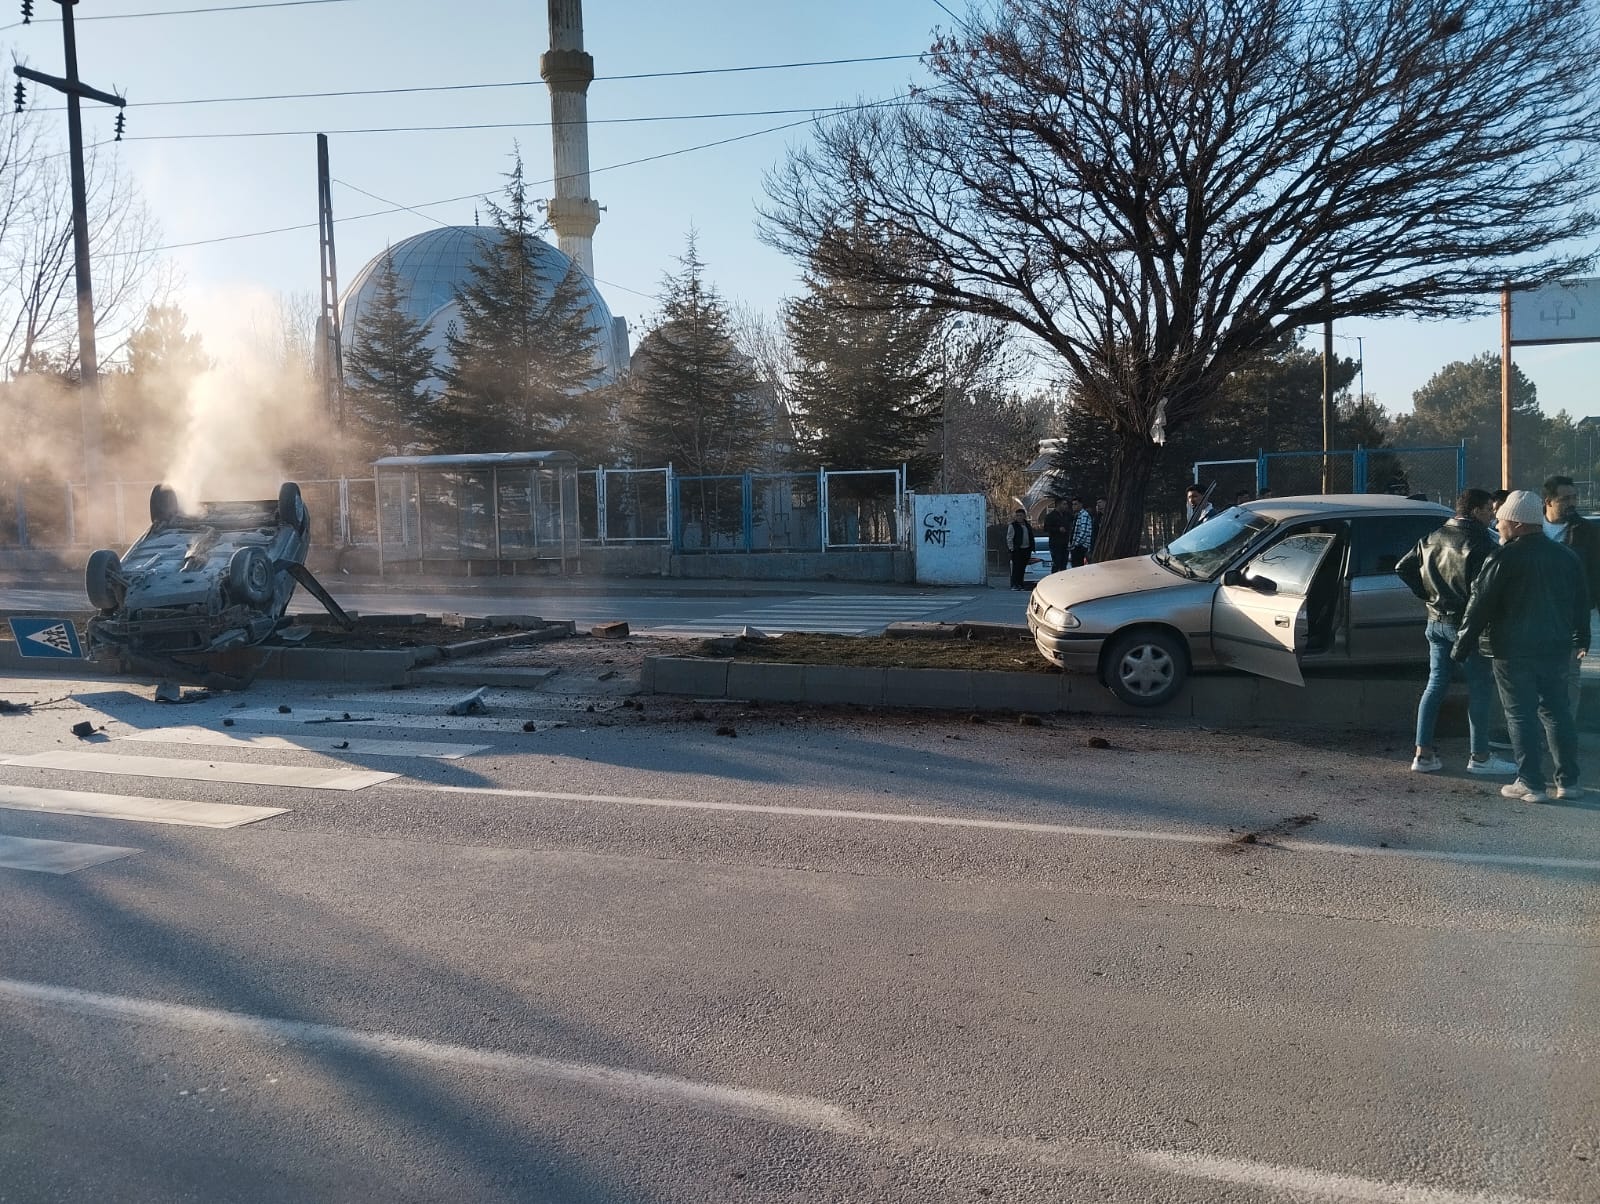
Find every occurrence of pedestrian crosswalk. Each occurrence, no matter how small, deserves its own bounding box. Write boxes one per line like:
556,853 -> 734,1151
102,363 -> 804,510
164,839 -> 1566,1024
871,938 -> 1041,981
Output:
642,593 -> 975,638
0,689 -> 499,875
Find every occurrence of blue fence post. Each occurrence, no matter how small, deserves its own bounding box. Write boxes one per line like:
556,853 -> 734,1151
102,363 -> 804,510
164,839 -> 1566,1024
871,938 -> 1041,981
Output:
1353,447 -> 1368,494
1457,441 -> 1468,494
14,485 -> 27,548
1255,450 -> 1267,495
742,473 -> 754,551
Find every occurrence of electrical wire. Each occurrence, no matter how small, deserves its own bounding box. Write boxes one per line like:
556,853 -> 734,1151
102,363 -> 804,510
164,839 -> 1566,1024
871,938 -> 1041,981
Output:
116,54 -> 929,109
0,0 -> 357,28
113,100 -> 915,144
124,98 -> 911,256
333,176 -> 661,303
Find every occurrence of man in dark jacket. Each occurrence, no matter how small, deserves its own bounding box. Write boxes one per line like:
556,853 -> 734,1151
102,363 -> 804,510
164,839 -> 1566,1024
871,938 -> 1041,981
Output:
1395,489 -> 1513,775
1454,489 -> 1591,803
1005,507 -> 1035,591
1541,475 -> 1600,718
1040,497 -> 1071,574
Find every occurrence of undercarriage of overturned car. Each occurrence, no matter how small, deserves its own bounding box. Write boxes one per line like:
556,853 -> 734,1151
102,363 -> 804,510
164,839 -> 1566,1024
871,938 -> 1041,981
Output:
83,482 -> 351,679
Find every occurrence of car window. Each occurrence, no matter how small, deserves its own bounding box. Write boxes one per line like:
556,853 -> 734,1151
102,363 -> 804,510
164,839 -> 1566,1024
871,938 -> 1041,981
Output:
1242,532 -> 1337,596
1156,507 -> 1274,579
1351,515 -> 1445,577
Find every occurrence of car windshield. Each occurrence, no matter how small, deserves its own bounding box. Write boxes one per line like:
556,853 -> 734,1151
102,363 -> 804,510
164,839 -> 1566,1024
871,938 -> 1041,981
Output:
1154,507 -> 1274,579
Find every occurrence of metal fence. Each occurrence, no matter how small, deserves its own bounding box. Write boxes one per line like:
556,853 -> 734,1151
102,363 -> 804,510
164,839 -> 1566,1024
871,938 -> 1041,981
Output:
374,459 -> 579,571
575,466 -> 671,544
1189,445 -> 1468,506
671,467 -> 903,553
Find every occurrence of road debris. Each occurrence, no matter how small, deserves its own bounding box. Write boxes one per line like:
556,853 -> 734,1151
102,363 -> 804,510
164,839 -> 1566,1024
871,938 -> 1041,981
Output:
591,621 -> 630,639
1086,736 -> 1112,749
277,704 -> 292,714
715,725 -> 737,737
1018,713 -> 1043,727
305,714 -> 375,725
445,687 -> 489,716
70,721 -> 105,740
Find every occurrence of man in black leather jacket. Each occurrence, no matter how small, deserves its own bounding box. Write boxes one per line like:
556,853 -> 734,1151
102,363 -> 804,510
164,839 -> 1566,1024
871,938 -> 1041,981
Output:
1453,489 -> 1591,803
1395,490 -> 1513,775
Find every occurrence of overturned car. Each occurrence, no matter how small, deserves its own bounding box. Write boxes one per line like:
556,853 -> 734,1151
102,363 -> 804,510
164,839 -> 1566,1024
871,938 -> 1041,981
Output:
84,482 -> 344,667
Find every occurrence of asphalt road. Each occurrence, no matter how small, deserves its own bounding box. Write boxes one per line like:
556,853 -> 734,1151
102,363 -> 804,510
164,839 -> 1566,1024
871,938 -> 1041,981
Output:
0,579 -> 1025,637
0,670 -> 1595,1203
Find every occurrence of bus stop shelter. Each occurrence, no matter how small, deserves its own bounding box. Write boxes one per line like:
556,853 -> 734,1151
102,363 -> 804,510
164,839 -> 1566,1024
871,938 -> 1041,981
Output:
373,451 -> 580,576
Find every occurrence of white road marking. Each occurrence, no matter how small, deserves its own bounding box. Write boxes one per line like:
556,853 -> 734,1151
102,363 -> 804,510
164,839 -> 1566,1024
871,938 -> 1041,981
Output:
119,726 -> 489,760
0,975 -> 1560,1203
0,751 -> 395,792
0,835 -> 138,874
1135,1148 -> 1554,1204
386,783 -> 1600,872
0,977 -> 861,1135
0,784 -> 286,828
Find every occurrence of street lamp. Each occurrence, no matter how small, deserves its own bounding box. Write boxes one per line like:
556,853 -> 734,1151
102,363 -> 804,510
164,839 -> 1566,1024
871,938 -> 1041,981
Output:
940,318 -> 968,494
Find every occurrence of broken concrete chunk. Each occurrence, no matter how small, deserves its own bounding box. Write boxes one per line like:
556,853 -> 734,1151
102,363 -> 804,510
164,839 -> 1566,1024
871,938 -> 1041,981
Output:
738,626 -> 769,640
154,681 -> 181,704
442,614 -> 491,630
445,687 -> 490,716
591,621 -> 630,639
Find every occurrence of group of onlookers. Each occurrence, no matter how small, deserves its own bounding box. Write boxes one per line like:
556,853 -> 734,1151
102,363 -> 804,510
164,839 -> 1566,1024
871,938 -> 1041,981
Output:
1397,476 -> 1599,803
1005,496 -> 1107,590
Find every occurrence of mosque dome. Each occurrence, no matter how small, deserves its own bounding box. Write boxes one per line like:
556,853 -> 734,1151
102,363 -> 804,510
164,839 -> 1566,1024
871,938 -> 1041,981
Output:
338,225 -> 629,389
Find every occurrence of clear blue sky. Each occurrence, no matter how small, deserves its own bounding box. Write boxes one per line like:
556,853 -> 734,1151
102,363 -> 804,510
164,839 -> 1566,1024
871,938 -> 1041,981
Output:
7,0 -> 1595,422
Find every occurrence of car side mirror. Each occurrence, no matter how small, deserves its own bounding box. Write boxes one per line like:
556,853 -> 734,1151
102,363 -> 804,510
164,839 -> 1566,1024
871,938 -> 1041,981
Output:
1249,574 -> 1278,594
1222,568 -> 1243,587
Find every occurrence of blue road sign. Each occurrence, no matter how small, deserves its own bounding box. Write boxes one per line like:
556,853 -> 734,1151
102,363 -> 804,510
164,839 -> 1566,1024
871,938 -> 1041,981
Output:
8,617 -> 84,659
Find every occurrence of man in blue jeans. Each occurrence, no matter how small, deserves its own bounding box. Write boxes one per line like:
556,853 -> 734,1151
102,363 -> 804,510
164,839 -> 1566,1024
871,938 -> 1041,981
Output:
1396,489 -> 1516,775
1453,489 -> 1591,804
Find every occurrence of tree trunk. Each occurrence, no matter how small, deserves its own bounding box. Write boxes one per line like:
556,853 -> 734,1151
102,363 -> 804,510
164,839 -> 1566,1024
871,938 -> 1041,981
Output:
1094,429 -> 1160,561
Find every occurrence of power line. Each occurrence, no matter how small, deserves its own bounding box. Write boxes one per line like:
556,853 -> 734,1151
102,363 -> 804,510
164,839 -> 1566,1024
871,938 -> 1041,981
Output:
0,0 -> 357,28
128,99 -> 910,256
114,101 -> 915,144
333,177 -> 660,303
115,53 -> 929,109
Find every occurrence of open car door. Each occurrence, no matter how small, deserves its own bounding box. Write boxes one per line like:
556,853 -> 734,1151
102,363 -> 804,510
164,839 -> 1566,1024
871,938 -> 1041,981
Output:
1210,532 -> 1339,687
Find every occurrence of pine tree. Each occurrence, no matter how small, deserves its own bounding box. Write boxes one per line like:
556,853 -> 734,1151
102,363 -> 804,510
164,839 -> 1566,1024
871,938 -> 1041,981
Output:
433,151 -> 604,452
626,233 -> 765,475
782,222 -> 943,483
345,251 -> 437,458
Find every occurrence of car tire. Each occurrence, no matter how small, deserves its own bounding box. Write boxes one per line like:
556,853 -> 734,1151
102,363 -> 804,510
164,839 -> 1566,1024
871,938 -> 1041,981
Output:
278,482 -> 307,534
1103,628 -> 1187,707
149,484 -> 180,524
85,548 -> 123,611
228,545 -> 275,606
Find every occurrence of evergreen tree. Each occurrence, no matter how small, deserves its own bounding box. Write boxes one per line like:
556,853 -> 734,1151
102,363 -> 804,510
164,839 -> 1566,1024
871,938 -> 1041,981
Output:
781,222 -> 943,482
1392,353 -> 1540,488
433,152 -> 604,452
626,234 -> 765,475
345,251 -> 437,458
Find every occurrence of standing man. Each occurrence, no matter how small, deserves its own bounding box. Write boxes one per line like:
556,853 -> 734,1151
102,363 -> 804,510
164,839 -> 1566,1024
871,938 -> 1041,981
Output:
1541,474 -> 1600,716
1453,490 -> 1590,803
1040,497 -> 1071,574
1005,506 -> 1036,592
1069,496 -> 1095,567
1183,484 -> 1214,530
1395,489 -> 1515,775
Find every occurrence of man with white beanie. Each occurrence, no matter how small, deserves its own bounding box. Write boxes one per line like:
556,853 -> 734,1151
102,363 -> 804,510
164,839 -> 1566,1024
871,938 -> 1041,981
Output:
1453,489 -> 1591,803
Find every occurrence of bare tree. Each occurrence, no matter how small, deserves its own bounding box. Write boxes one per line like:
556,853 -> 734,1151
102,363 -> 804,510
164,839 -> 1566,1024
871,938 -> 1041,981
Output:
0,108 -> 170,376
761,0 -> 1600,556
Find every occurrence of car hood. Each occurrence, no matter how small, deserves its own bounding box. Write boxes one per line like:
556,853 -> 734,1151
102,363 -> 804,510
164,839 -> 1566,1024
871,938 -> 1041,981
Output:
1032,555 -> 1194,608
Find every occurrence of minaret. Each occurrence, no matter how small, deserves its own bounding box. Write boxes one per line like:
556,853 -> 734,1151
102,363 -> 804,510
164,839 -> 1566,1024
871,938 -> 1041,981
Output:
541,0 -> 600,279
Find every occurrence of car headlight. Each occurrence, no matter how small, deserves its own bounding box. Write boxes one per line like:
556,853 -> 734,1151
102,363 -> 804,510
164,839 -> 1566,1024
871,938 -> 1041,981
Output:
1044,606 -> 1079,629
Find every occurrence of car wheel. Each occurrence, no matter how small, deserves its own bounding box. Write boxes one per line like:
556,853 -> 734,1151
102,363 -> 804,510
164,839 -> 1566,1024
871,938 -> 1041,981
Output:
1104,629 -> 1187,707
228,546 -> 275,606
278,482 -> 307,533
149,484 -> 180,524
85,548 -> 124,611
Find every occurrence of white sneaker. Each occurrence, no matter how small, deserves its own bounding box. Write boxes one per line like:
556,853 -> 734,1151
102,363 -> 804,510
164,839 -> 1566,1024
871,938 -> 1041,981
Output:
1489,739 -> 1513,751
1554,785 -> 1583,800
1466,755 -> 1518,776
1501,780 -> 1548,803
1410,754 -> 1442,773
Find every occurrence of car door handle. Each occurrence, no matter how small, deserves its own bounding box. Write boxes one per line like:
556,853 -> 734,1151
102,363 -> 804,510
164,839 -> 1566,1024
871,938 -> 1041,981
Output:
1274,615 -> 1291,627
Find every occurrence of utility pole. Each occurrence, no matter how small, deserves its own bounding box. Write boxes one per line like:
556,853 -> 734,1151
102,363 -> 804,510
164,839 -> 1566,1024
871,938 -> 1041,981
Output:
1320,279 -> 1334,493
315,133 -> 345,433
14,0 -> 126,502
